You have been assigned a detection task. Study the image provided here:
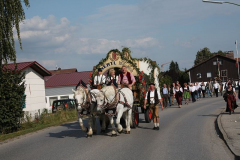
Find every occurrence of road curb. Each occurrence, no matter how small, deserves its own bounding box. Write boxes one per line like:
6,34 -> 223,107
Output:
216,109 -> 240,159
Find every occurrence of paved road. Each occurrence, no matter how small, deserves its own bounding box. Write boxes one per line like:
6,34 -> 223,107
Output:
0,98 -> 235,160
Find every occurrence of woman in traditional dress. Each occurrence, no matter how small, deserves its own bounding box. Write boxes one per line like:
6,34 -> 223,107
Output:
183,83 -> 190,105
106,69 -> 118,87
226,83 -> 237,115
201,82 -> 206,98
175,85 -> 183,108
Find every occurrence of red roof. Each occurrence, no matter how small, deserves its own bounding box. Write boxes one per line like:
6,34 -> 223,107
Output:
44,71 -> 92,88
49,68 -> 77,74
3,61 -> 51,77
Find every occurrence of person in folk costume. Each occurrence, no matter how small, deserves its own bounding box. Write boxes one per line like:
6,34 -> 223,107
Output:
144,83 -> 163,130
189,83 -> 196,103
106,68 -> 118,87
161,83 -> 169,108
118,65 -> 136,90
224,78 -> 231,90
183,83 -> 190,105
237,78 -> 240,99
213,80 -> 220,97
208,80 -> 213,97
225,83 -> 238,115
175,84 -> 183,108
171,83 -> 176,105
201,82 -> 206,98
94,68 -> 106,89
168,85 -> 173,107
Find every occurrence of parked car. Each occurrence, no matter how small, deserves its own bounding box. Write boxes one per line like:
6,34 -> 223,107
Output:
52,99 -> 76,113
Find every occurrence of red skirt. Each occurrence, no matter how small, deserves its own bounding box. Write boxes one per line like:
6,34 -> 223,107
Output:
175,94 -> 182,105
227,95 -> 235,111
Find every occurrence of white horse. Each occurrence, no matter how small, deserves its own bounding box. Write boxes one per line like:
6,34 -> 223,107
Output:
72,86 -> 108,137
95,86 -> 133,136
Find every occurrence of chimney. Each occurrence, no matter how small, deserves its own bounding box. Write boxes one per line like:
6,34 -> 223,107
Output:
226,51 -> 234,59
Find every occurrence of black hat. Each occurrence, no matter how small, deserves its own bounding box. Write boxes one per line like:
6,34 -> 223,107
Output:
98,68 -> 102,72
149,83 -> 155,86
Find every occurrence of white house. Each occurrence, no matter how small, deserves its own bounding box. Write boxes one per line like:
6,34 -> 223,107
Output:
44,71 -> 91,110
6,61 -> 51,118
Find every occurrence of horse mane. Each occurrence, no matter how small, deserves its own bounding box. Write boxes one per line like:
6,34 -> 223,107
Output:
100,86 -> 116,100
76,86 -> 86,94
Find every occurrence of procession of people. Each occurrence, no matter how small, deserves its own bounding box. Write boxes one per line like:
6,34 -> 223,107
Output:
161,79 -> 239,116
92,66 -> 239,132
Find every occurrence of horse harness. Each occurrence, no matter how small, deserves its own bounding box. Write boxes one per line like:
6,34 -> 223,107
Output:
76,86 -> 92,115
99,86 -> 132,116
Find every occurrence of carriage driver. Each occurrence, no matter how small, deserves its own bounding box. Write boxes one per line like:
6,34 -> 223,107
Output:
144,83 -> 164,130
94,68 -> 106,88
118,65 -> 136,90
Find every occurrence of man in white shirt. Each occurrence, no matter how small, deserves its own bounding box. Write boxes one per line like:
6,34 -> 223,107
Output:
94,68 -> 106,89
162,84 -> 168,108
144,83 -> 163,130
213,80 -> 220,97
189,83 -> 196,102
195,83 -> 199,100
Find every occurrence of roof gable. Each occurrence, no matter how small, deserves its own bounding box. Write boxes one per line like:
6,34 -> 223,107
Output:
186,55 -> 236,72
3,61 -> 51,77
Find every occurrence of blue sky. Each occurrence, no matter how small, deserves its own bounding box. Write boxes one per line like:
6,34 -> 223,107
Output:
15,0 -> 240,71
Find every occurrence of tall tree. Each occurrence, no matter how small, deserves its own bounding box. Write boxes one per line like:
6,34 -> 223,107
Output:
194,47 -> 227,66
194,47 -> 212,66
169,61 -> 176,71
0,0 -> 30,67
0,0 -> 30,134
175,62 -> 179,71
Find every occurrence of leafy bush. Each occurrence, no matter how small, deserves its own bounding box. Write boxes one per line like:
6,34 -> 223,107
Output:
0,67 -> 26,134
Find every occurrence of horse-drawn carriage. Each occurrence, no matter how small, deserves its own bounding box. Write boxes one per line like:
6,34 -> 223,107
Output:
72,48 -> 160,137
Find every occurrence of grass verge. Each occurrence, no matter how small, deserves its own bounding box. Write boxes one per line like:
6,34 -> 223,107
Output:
0,109 -> 78,142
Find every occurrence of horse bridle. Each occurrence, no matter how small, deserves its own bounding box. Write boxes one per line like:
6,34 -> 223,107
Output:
76,89 -> 90,111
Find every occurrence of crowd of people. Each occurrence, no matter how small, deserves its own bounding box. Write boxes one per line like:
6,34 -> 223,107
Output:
93,67 -> 239,131
161,78 -> 239,115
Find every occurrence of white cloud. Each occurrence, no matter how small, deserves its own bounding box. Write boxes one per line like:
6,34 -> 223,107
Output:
14,0 -> 240,71
16,16 -> 162,56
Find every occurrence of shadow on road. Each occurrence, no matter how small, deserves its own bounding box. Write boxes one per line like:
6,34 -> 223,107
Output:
48,121 -> 88,139
48,129 -> 87,139
198,114 -> 218,117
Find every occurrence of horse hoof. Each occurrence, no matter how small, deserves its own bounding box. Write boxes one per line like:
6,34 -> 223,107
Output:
86,135 -> 92,138
118,130 -> 123,134
111,134 -> 117,137
125,131 -> 130,134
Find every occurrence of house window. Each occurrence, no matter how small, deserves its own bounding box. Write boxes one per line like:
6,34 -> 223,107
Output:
207,72 -> 212,78
197,73 -> 201,79
218,60 -> 222,65
213,60 -> 222,65
60,96 -> 69,100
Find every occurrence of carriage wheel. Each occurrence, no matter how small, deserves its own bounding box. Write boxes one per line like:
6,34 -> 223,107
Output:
131,109 -> 139,129
144,108 -> 152,123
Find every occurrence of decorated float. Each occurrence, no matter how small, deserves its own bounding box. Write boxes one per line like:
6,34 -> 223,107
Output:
89,48 -> 161,125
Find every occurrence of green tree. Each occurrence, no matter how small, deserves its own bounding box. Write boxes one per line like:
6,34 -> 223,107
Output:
169,61 -> 176,71
175,62 -> 179,71
159,75 -> 172,87
0,0 -> 30,67
194,47 -> 212,66
0,0 -> 30,133
194,47 -> 227,66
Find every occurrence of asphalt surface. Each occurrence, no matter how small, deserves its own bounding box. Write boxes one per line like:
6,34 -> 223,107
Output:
0,97 -> 235,160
